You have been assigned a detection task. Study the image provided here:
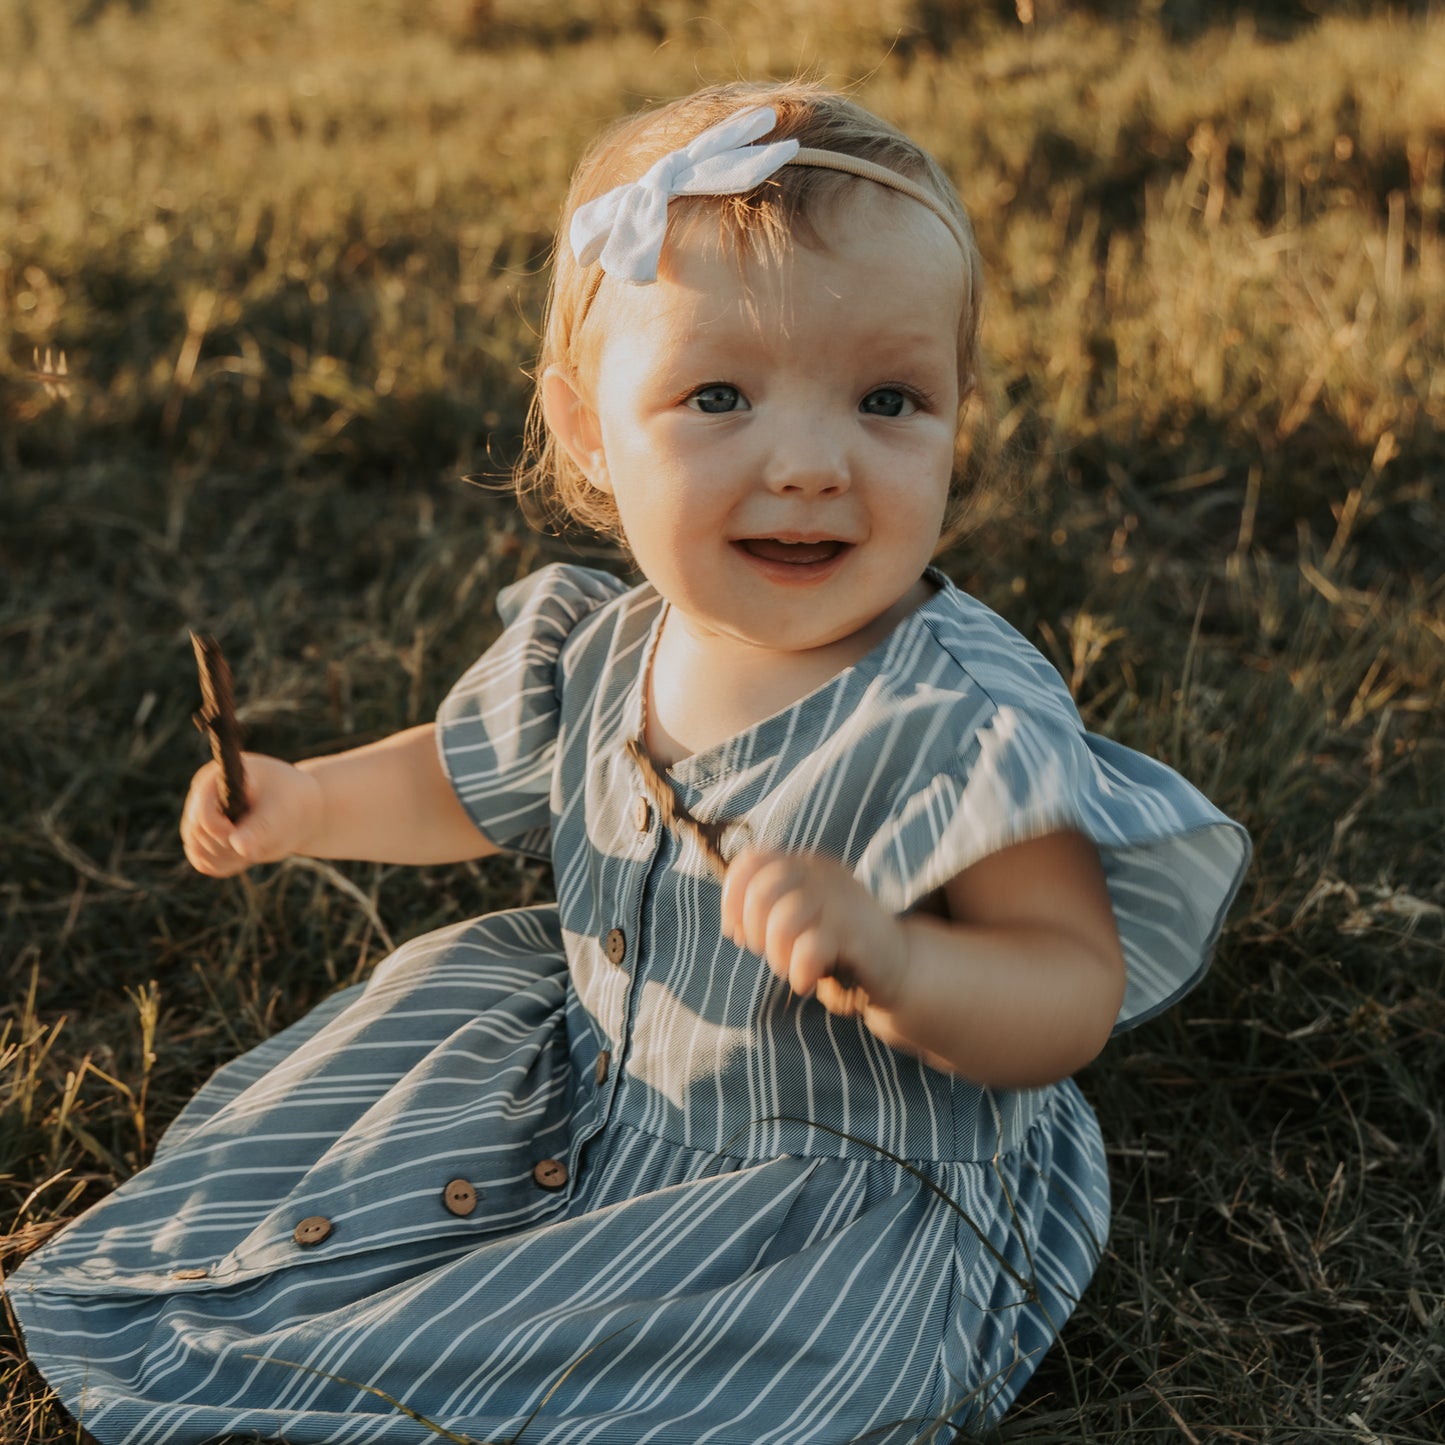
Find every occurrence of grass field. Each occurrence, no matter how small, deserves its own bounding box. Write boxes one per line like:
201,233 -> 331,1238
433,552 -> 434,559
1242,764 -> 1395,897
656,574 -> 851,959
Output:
2,0 -> 1443,1440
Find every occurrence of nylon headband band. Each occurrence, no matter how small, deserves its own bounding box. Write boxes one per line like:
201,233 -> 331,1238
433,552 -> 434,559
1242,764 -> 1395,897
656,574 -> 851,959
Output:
787,147 -> 972,256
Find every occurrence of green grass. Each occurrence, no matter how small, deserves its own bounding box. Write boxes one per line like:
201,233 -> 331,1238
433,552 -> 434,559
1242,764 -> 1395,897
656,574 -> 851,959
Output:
2,1 -> 1443,1440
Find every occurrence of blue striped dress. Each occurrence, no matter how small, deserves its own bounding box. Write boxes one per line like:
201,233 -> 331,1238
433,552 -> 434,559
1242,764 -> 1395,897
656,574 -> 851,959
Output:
9,563 -> 1249,1444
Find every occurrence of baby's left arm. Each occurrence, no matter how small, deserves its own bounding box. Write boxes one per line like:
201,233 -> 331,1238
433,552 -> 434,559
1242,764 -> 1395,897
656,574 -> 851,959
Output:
720,832 -> 1126,1088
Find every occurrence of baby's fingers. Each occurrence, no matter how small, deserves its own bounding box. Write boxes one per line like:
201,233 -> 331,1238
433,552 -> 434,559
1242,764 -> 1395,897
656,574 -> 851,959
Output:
183,750 -> 322,877
720,850 -> 794,951
184,833 -> 247,878
226,799 -> 293,866
719,847 -> 774,944
772,917 -> 841,998
180,760 -> 258,876
721,851 -> 834,990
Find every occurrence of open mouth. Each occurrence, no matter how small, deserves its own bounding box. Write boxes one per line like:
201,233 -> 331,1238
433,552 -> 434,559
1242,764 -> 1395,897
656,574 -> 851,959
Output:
736,538 -> 849,565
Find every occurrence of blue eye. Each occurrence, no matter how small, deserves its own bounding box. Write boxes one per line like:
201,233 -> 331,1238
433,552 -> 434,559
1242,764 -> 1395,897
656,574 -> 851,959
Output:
688,384 -> 747,414
860,388 -> 916,417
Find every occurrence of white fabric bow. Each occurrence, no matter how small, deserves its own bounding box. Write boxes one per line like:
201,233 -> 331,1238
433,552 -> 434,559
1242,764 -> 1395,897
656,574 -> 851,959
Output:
569,106 -> 799,284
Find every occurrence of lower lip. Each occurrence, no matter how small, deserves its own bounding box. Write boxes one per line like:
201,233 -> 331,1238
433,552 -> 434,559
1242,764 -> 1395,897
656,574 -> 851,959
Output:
730,542 -> 852,585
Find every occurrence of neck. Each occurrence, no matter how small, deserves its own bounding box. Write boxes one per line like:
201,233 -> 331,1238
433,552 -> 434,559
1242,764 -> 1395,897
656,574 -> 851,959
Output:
643,576 -> 937,768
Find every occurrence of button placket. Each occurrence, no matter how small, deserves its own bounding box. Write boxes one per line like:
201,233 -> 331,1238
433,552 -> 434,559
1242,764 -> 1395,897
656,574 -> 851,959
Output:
605,811 -> 674,1129
595,754 -> 670,1141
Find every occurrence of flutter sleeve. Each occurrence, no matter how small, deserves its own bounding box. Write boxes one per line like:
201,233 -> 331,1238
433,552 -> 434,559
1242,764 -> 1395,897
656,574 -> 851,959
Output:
437,562 -> 628,858
856,690 -> 1252,1035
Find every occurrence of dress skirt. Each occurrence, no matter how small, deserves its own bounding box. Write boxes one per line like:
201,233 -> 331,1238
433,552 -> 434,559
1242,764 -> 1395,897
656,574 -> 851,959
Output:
11,905 -> 1110,1445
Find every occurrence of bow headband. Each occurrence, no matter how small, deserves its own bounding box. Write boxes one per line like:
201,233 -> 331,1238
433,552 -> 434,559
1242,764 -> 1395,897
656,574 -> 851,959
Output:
569,105 -> 970,285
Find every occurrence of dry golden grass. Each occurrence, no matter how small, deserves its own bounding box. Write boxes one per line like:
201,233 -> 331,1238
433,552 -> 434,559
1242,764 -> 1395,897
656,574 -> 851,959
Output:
2,2 -> 1442,1441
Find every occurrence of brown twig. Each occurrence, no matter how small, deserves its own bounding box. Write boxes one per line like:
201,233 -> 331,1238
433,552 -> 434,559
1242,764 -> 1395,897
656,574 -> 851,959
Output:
622,735 -> 859,992
190,632 -> 248,823
623,735 -> 729,875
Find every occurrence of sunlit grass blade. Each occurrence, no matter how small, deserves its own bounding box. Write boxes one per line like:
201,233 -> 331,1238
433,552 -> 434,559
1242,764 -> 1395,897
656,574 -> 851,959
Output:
241,1354 -> 485,1443
725,1116 -> 1037,1298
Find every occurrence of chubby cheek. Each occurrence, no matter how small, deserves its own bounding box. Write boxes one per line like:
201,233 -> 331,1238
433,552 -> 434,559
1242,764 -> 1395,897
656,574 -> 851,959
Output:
610,511 -> 713,624
872,487 -> 949,568
612,481 -> 692,558
864,422 -> 952,498
616,453 -> 728,546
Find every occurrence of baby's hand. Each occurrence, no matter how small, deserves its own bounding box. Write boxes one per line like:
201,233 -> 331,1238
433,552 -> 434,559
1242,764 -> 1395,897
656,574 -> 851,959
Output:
181,752 -> 323,877
720,849 -> 908,1017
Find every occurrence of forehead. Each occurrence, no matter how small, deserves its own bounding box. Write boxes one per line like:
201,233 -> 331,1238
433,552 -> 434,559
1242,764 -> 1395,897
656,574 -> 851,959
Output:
589,186 -> 968,367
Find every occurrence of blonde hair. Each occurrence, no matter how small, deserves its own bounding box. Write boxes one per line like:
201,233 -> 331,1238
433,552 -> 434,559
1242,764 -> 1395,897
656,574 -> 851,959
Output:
516,81 -> 986,543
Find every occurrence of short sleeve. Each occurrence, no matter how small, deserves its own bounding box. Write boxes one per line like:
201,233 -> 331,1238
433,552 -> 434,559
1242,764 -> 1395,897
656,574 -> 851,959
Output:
856,703 -> 1251,1033
437,563 -> 628,858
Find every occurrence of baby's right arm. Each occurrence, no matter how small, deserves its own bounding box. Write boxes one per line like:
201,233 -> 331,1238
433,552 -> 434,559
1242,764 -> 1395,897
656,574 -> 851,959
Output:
181,723 -> 498,877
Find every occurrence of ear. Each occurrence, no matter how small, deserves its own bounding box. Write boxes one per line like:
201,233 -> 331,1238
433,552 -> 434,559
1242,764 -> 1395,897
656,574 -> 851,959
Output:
541,365 -> 610,494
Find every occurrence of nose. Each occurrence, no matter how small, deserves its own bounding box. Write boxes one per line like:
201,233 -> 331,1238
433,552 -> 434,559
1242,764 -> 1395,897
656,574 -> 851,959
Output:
760,415 -> 851,497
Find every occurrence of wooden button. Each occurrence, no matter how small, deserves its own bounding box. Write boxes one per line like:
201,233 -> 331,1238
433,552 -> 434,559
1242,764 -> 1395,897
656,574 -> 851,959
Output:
633,796 -> 651,832
594,1049 -> 611,1085
292,1216 -> 332,1246
604,928 -> 625,964
170,1267 -> 209,1281
532,1158 -> 568,1191
442,1178 -> 478,1217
